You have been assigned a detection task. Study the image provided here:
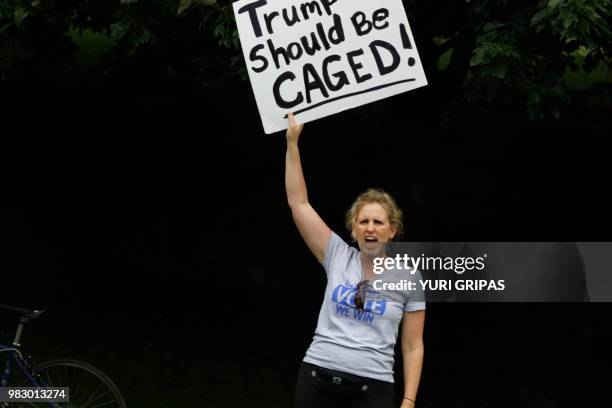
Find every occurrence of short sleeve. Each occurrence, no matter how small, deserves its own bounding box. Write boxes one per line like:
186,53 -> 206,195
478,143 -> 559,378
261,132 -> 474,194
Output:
404,301 -> 426,312
404,268 -> 426,312
321,232 -> 351,278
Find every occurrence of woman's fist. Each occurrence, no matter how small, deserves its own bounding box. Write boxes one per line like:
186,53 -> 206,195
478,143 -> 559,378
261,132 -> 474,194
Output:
286,112 -> 304,144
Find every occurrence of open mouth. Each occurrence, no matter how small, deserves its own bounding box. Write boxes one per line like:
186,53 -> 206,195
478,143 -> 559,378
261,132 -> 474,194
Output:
364,237 -> 378,249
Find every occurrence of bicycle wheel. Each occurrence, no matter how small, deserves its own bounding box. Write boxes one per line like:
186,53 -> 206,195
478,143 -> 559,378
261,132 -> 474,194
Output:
13,358 -> 127,408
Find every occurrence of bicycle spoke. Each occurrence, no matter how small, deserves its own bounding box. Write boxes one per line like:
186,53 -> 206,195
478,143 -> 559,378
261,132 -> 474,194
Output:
61,365 -> 68,389
44,369 -> 55,388
62,365 -> 71,390
72,365 -> 88,399
79,387 -> 113,408
88,399 -> 120,408
80,380 -> 104,408
31,361 -> 125,408
85,389 -> 113,405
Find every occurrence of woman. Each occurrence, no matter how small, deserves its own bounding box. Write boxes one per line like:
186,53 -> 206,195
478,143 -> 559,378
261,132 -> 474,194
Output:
286,113 -> 425,408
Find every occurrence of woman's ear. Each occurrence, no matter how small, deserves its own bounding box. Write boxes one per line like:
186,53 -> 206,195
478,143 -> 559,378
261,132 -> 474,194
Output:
390,226 -> 397,241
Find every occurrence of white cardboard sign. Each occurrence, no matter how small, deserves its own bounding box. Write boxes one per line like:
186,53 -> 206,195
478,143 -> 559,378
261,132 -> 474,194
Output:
232,0 -> 427,134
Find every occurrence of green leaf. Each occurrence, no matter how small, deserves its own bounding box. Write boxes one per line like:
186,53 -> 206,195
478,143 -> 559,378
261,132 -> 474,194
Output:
110,21 -> 130,41
489,64 -> 508,79
178,0 -> 192,15
470,48 -> 486,66
132,28 -> 154,46
13,7 -> 29,27
437,48 -> 454,71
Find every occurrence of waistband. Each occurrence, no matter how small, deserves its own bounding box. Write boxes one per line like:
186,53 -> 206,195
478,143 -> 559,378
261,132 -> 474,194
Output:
303,362 -> 390,395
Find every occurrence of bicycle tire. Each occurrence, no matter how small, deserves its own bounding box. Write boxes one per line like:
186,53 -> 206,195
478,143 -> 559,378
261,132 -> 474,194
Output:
13,358 -> 127,408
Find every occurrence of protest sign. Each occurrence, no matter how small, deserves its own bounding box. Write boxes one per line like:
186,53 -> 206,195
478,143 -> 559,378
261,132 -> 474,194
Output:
232,0 -> 428,134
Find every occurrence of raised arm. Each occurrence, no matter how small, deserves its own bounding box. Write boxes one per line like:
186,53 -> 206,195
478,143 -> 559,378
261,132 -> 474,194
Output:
285,113 -> 331,262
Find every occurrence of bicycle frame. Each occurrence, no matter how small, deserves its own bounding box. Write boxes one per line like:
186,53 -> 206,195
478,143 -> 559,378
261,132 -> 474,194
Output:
0,343 -> 61,408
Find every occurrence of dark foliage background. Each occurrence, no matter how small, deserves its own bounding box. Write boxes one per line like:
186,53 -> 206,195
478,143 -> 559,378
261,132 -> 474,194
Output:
1,0 -> 611,407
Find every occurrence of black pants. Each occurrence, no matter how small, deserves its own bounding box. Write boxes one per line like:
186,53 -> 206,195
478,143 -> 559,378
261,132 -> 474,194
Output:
294,362 -> 394,408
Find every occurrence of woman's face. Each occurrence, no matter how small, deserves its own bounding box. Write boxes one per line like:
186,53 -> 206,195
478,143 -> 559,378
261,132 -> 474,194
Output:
353,202 -> 396,256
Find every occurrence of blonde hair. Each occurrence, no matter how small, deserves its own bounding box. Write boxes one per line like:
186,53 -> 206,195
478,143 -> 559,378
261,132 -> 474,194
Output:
345,188 -> 404,240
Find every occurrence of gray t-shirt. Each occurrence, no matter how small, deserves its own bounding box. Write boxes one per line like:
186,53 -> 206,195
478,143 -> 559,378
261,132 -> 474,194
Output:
303,232 -> 425,383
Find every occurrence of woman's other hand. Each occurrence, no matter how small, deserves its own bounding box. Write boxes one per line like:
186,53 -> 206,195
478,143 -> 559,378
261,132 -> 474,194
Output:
400,399 -> 415,408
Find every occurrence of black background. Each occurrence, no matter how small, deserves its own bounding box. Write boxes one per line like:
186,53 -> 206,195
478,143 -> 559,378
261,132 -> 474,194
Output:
2,39 -> 612,407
